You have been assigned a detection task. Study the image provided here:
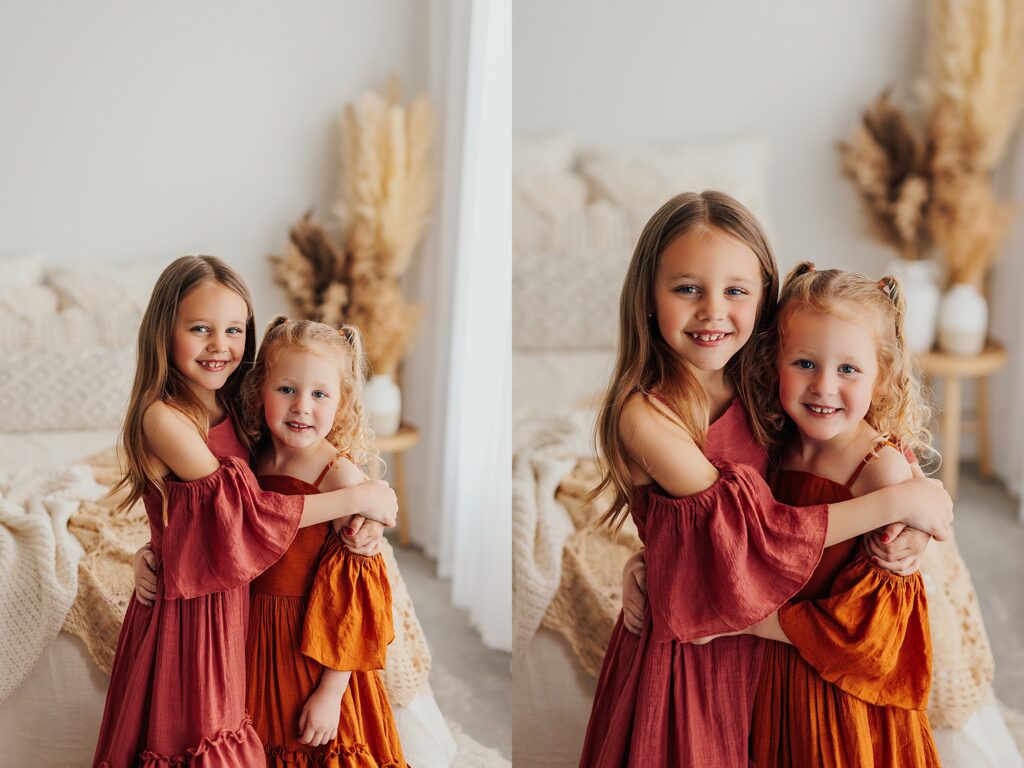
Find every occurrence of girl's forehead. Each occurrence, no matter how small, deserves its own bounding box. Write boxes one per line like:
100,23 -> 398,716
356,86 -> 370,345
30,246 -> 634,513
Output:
179,280 -> 249,316
658,226 -> 762,278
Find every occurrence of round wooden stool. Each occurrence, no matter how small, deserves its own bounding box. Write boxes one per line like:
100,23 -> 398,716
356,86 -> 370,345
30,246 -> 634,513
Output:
916,341 -> 1007,498
370,423 -> 420,546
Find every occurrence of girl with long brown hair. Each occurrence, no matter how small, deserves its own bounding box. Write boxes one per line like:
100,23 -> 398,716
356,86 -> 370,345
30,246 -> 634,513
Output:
93,256 -> 397,767
578,192 -> 953,766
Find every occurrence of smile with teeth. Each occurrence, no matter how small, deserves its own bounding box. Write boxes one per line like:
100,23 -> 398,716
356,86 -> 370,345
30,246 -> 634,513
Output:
687,331 -> 731,345
198,360 -> 228,371
805,404 -> 840,415
286,421 -> 313,431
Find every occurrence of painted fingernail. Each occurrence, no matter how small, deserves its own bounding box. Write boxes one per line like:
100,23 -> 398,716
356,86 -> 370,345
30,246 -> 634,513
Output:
346,528 -> 354,535
871,557 -> 879,565
880,534 -> 889,543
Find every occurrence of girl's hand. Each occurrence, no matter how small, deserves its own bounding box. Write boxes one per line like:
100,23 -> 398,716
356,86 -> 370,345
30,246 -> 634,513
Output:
359,480 -> 398,528
621,550 -> 648,636
298,685 -> 341,747
133,543 -> 158,607
899,477 -> 953,541
865,524 -> 930,575
341,516 -> 384,556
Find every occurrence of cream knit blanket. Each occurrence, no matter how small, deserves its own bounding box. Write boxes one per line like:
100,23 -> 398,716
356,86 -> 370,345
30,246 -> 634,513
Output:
0,463 -> 105,702
512,407 -> 591,658
61,449 -> 433,708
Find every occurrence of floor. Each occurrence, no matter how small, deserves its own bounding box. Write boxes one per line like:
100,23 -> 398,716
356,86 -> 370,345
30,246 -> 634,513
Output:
392,542 -> 512,761
952,464 -> 1024,712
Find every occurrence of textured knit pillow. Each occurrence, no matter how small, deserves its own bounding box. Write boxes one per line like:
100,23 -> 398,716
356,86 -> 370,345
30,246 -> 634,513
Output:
0,345 -> 134,431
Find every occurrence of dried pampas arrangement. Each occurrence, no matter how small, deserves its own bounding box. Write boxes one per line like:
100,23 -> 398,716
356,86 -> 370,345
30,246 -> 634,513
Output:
839,92 -> 932,260
271,79 -> 435,376
840,0 -> 1024,287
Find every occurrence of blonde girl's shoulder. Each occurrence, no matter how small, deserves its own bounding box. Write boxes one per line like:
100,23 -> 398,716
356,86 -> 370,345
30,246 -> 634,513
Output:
850,442 -> 913,496
317,453 -> 366,492
619,391 -> 717,497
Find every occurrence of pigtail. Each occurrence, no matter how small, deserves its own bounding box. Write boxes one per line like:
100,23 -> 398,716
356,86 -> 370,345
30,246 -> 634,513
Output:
781,261 -> 816,291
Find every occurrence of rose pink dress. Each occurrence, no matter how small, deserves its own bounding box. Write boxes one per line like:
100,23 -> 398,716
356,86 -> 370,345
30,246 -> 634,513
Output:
94,417 -> 302,767
579,399 -> 830,767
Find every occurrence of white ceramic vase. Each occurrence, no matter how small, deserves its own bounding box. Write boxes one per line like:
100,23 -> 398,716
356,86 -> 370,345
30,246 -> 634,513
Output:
364,373 -> 402,436
937,283 -> 988,356
885,258 -> 940,353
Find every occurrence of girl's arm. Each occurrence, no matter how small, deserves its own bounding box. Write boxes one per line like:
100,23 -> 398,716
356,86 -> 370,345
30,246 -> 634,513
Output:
298,669 -> 351,747
142,403 -> 396,529
621,396 -> 953,545
317,457 -> 386,554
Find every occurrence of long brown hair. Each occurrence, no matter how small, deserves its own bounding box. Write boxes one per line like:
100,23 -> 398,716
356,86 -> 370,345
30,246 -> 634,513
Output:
593,191 -> 780,529
110,255 -> 257,522
758,261 -> 934,461
239,316 -> 381,474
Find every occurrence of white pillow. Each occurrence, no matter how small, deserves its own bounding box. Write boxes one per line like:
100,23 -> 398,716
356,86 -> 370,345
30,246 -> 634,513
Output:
514,247 -> 631,351
0,285 -> 59,318
513,350 -> 613,413
0,345 -> 135,431
579,136 -> 772,232
514,133 -> 578,177
0,306 -> 141,351
45,260 -> 166,313
0,251 -> 45,289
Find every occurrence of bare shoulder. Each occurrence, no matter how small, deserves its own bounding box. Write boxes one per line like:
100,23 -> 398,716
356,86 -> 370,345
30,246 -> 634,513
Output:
318,455 -> 367,492
853,444 -> 913,495
619,391 -> 716,497
142,400 -> 193,438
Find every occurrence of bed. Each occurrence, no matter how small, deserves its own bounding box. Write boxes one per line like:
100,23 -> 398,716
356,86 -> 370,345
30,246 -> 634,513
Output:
510,135 -> 1024,767
0,255 -> 460,767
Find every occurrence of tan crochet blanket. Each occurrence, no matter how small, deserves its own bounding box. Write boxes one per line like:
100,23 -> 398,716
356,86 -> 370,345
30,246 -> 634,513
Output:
62,450 -> 432,708
542,458 -> 997,730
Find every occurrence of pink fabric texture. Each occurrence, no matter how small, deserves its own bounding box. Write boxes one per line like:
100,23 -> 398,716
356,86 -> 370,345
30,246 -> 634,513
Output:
579,399 -> 829,767
93,418 -> 302,767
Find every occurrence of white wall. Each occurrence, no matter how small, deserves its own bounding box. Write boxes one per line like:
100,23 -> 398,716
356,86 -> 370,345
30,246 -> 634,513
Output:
513,0 -> 924,277
0,1 -> 427,326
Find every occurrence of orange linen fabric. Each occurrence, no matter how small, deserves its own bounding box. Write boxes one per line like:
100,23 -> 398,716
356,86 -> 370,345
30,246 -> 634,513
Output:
750,469 -> 939,767
246,473 -> 405,768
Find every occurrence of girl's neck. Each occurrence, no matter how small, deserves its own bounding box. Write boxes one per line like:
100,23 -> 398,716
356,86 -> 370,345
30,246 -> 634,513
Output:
261,435 -> 333,480
184,380 -> 223,423
683,362 -> 734,417
786,420 -> 876,479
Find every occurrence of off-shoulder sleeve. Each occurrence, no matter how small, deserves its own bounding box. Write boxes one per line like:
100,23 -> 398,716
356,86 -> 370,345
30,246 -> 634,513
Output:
644,461 -> 828,643
300,532 -> 395,671
778,554 -> 932,709
160,456 -> 302,599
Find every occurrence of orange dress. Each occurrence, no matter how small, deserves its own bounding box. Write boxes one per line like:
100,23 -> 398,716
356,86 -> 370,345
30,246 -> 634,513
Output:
750,464 -> 940,767
245,464 -> 405,768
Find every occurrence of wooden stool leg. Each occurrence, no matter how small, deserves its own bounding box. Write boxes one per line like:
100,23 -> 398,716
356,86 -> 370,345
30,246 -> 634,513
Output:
976,375 -> 993,477
394,453 -> 410,547
942,376 -> 962,499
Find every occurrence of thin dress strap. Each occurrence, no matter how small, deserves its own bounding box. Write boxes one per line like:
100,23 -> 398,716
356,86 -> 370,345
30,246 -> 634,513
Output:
312,453 -> 344,490
843,437 -> 901,490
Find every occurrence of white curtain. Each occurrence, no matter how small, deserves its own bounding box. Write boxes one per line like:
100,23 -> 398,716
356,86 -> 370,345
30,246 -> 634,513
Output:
988,126 -> 1024,522
401,0 -> 511,651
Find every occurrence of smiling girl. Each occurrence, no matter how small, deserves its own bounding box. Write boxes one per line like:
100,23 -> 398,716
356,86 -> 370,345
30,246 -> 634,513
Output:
578,192 -> 952,767
93,256 -> 397,767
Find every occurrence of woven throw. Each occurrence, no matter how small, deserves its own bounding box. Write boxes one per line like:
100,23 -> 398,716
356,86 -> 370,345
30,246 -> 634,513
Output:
63,449 -> 432,708
0,463 -> 104,702
542,456 -> 998,730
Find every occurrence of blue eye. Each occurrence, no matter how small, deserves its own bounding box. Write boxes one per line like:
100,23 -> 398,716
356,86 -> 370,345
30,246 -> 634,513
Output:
674,285 -> 699,295
726,287 -> 748,296
227,327 -> 244,335
191,325 -> 209,333
795,359 -> 815,370
277,386 -> 295,395
313,390 -> 328,399
839,364 -> 858,375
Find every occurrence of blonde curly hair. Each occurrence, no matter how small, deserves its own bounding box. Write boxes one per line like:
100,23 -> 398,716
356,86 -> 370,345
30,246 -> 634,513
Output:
755,261 -> 935,463
240,316 -> 380,473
